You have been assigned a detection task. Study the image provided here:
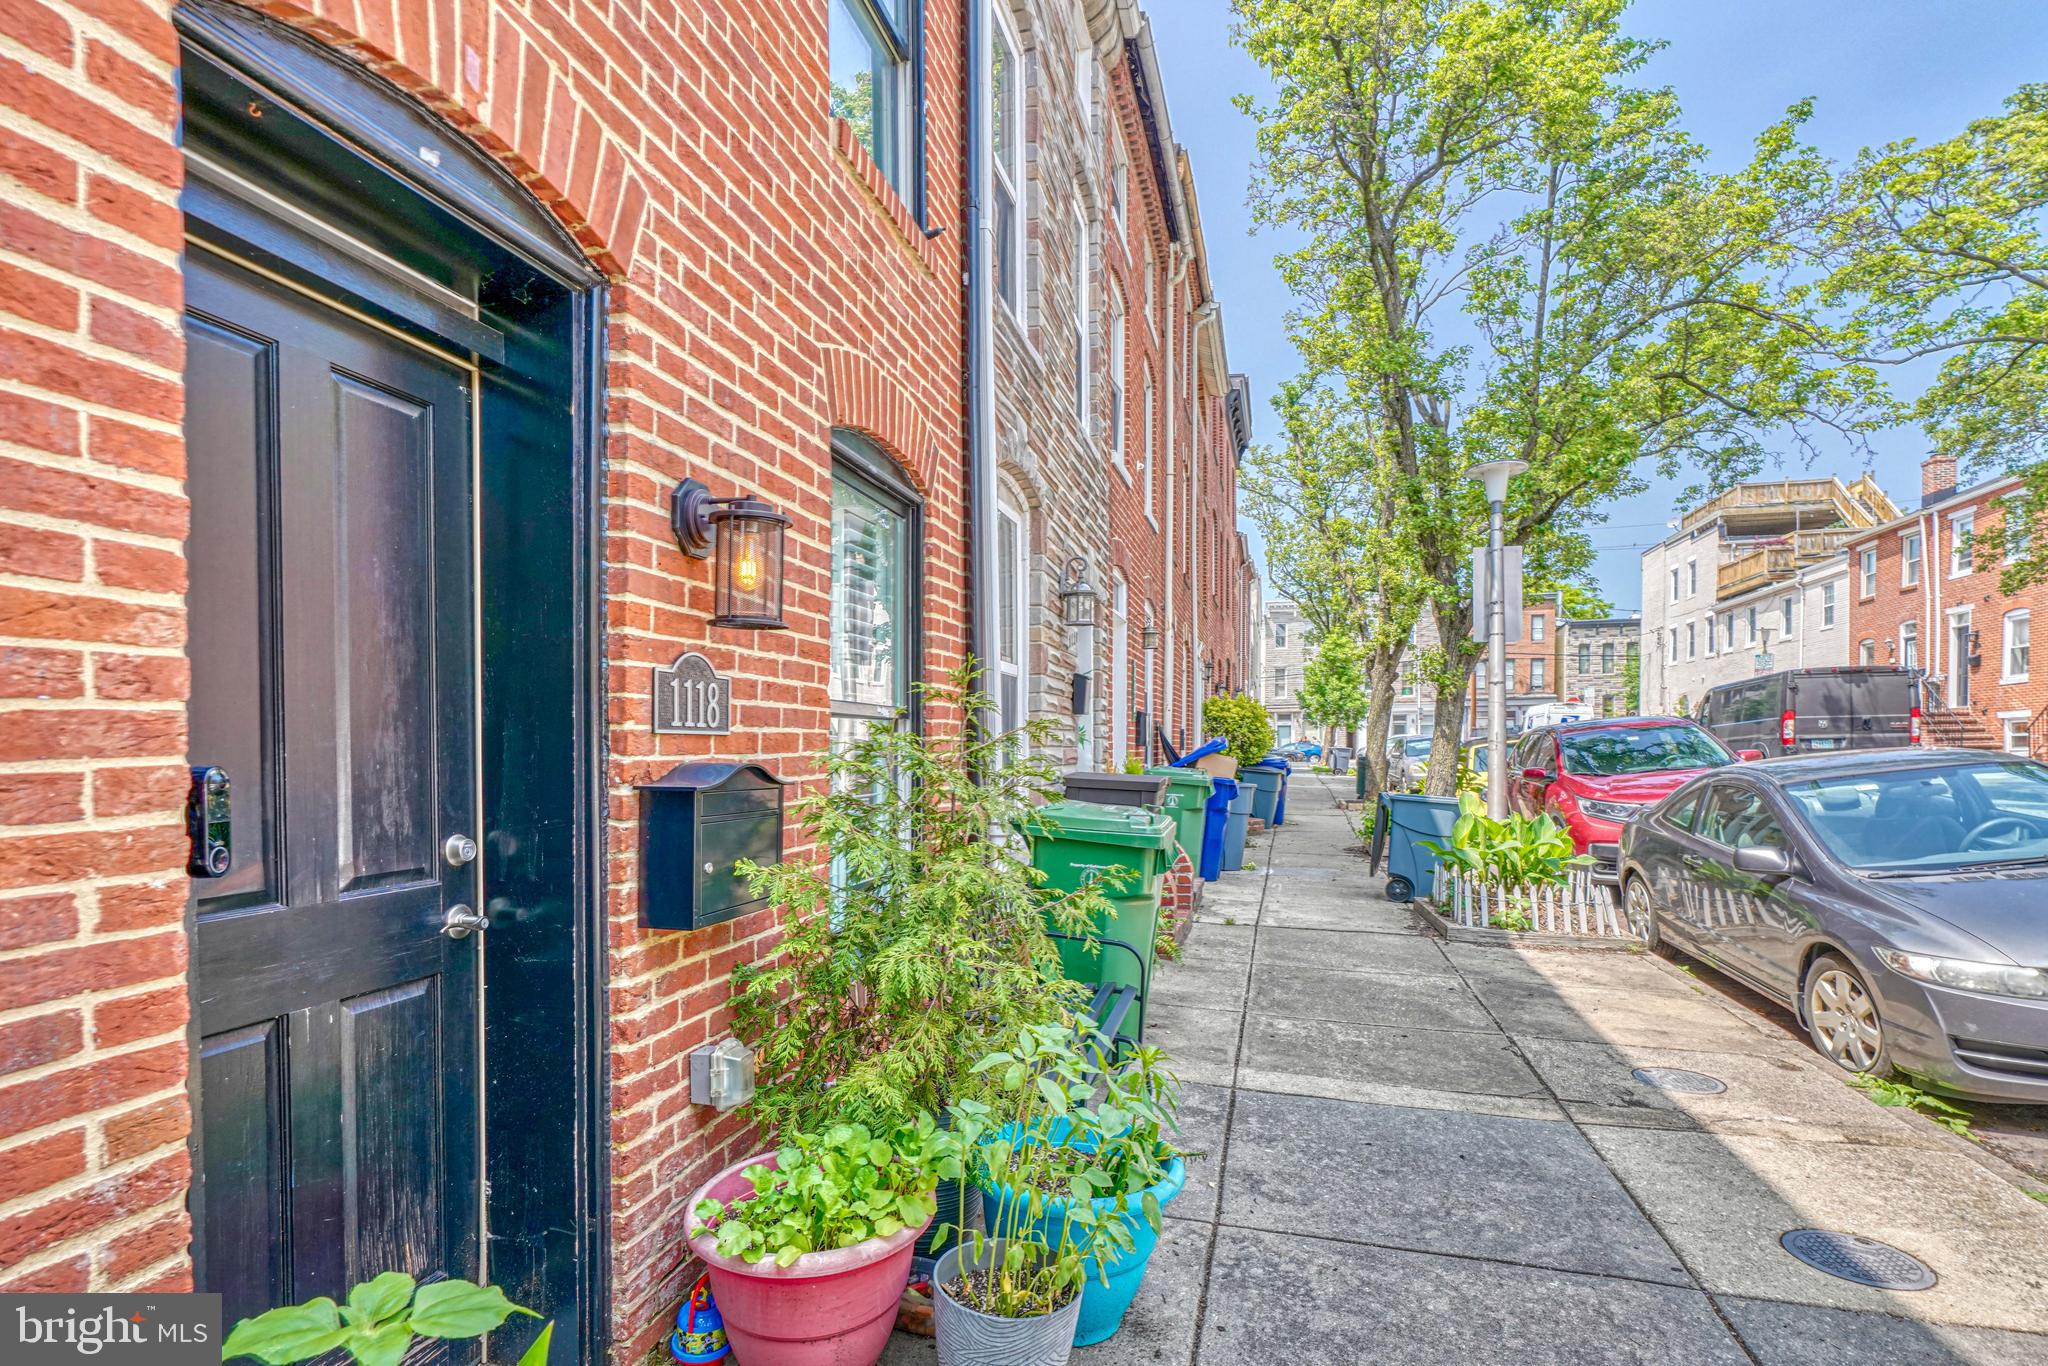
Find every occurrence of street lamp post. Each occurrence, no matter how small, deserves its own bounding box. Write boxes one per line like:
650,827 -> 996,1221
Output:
1467,459 -> 1527,819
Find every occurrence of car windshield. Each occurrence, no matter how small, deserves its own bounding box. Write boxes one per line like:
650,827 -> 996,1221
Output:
1558,724 -> 1733,777
1784,760 -> 2048,872
1402,737 -> 1432,756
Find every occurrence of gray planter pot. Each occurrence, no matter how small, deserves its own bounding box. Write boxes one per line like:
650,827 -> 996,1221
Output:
932,1238 -> 1080,1366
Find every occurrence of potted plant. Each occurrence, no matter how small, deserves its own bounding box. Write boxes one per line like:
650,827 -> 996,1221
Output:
728,666 -> 1113,1257
686,1115 -> 962,1365
950,1022 -> 1188,1350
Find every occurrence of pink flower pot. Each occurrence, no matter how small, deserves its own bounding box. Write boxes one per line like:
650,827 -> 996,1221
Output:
685,1151 -> 931,1366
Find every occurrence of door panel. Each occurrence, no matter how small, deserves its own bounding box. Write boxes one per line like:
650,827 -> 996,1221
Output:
185,248 -> 480,1333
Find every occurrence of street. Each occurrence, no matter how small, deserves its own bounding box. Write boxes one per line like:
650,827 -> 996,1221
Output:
895,772 -> 2048,1364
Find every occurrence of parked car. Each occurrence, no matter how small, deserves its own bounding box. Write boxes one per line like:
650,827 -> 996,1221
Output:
1511,717 -> 1762,889
1619,749 -> 2048,1102
1695,667 -> 1921,757
1387,734 -> 1435,791
1277,740 -> 1323,761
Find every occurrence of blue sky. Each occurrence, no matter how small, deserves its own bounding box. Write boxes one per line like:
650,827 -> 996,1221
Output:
1151,0 -> 2048,612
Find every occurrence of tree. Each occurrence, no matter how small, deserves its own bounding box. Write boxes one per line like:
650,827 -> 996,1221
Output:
1619,647 -> 1640,713
1531,577 -> 1612,620
1235,0 -> 1873,792
1299,627 -> 1370,745
1821,83 -> 2048,590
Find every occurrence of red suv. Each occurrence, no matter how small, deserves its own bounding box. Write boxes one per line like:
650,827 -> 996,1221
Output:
1509,718 -> 1761,889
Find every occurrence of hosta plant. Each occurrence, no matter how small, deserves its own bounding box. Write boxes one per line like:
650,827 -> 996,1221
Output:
690,1115 -> 964,1267
1423,793 -> 1592,888
221,1274 -> 549,1366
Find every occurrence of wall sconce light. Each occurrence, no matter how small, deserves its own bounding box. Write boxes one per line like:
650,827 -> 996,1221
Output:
672,478 -> 791,630
1141,624 -> 1162,651
1057,555 -> 1098,628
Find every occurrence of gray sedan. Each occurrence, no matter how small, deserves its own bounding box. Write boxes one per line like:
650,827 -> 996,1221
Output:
1618,748 -> 2048,1103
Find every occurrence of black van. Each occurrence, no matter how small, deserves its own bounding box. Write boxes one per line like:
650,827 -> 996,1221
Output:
1695,667 -> 1920,756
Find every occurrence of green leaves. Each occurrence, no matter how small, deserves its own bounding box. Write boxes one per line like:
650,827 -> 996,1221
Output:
222,1278 -> 542,1365
1202,694 -> 1276,768
1424,792 -> 1593,889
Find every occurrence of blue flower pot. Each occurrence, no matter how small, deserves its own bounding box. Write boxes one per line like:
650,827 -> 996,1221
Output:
975,1120 -> 1187,1347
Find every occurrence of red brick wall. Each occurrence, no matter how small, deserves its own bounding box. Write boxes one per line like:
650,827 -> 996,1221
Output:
0,0 -> 194,1299
0,0 -> 971,1357
1850,491 -> 2047,752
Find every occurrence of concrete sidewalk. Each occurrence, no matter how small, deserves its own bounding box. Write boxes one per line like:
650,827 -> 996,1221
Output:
887,773 -> 2048,1364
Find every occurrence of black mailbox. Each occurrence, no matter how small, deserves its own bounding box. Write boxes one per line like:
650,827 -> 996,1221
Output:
637,761 -> 785,930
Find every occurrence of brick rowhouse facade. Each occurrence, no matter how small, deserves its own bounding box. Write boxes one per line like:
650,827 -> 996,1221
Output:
1847,457 -> 2047,758
0,0 -> 1254,1361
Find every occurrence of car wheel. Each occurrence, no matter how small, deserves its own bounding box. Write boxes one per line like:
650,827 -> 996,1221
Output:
1804,952 -> 1891,1077
1623,875 -> 1661,951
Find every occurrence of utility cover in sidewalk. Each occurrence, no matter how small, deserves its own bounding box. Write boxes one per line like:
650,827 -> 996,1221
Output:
1780,1230 -> 1936,1290
1630,1066 -> 1726,1095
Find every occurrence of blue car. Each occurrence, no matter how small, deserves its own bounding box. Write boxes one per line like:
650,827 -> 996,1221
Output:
1278,740 -> 1322,761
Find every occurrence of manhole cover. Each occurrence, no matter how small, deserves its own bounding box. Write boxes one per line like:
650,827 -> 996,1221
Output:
1780,1230 -> 1936,1290
1630,1066 -> 1727,1095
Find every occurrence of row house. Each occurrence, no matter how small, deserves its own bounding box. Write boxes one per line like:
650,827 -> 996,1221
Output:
0,1 -> 1253,1362
1559,617 -> 1642,718
1262,597 -> 1309,744
1469,591 -> 1564,737
1847,456 -> 2044,757
1640,475 -> 1897,714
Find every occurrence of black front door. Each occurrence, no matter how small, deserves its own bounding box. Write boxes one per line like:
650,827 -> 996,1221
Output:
184,247 -> 482,1331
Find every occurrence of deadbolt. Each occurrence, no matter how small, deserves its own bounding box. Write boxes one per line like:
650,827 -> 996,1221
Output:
444,833 -> 479,866
442,904 -> 489,939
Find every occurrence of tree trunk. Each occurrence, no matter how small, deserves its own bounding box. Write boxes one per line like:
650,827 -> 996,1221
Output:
1360,646 -> 1400,807
1425,683 -> 1467,797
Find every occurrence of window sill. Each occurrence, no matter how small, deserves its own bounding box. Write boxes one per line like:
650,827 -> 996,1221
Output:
2001,675 -> 2031,686
831,118 -> 940,274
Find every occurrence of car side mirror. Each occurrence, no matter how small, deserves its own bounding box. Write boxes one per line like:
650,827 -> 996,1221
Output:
1736,749 -> 1765,763
1732,845 -> 1795,881
1520,767 -> 1554,782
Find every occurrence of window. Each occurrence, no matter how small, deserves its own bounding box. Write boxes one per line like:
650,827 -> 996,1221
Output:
1899,620 -> 1918,669
1108,124 -> 1127,230
1859,638 -> 1876,666
1504,659 -> 1517,691
1696,784 -> 1784,851
830,446 -> 917,750
1530,658 -> 1545,691
1141,370 -> 1156,520
829,0 -> 917,194
1400,677 -> 1414,698
1669,567 -> 1681,603
1072,210 -> 1089,425
1950,511 -> 1975,577
1745,605 -> 1758,645
1706,613 -> 1718,655
989,9 -> 1023,316
1687,559 -> 1699,596
1272,666 -> 1286,694
2006,504 -> 2033,564
1781,596 -> 1795,637
1577,642 -> 1591,674
1601,642 -> 1616,673
2005,715 -> 2034,757
1821,581 -> 1837,627
2005,610 -> 2031,682
1274,620 -> 1287,647
1860,546 -> 1877,597
1108,298 -> 1126,467
1901,530 -> 1922,586
1531,614 -> 1545,642
995,490 -> 1028,739
1668,627 -> 1679,660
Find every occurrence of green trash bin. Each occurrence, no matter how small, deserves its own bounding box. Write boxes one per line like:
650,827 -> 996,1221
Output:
1023,800 -> 1176,1043
1146,765 -> 1213,871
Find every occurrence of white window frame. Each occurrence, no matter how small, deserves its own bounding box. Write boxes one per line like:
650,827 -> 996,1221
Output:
1141,368 -> 1156,522
1530,614 -> 1545,642
1860,546 -> 1877,598
1687,558 -> 1699,597
1108,122 -> 1128,231
1706,613 -> 1718,655
1899,619 -> 1918,670
1530,657 -> 1545,691
1601,642 -> 1616,673
988,6 -> 1025,319
1108,295 -> 1126,470
1072,207 -> 1089,429
1686,621 -> 1697,660
2004,609 -> 2031,683
2000,712 -> 2032,757
1669,567 -> 1681,603
994,486 -> 1031,749
1950,510 -> 1976,578
1901,530 -> 1922,587
1859,638 -> 1876,666
1821,581 -> 1837,627
1781,595 -> 1795,637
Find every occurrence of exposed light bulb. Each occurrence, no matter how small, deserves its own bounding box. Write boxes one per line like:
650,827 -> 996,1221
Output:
733,544 -> 762,593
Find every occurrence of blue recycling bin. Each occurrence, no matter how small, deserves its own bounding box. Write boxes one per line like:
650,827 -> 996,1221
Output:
1262,752 -> 1292,826
1369,792 -> 1460,902
1171,737 -> 1229,768
1218,776 -> 1252,871
1198,775 -> 1234,881
1242,760 -> 1285,825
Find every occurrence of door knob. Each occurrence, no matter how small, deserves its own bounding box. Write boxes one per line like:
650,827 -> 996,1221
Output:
443,833 -> 478,866
442,904 -> 489,939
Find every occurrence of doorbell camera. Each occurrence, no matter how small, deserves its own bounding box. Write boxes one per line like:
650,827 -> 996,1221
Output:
187,766 -> 233,878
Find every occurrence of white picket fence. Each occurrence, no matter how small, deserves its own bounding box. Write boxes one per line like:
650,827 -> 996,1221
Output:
1431,864 -> 1635,939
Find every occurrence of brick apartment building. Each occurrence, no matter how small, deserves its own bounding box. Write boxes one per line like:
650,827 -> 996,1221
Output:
0,1 -> 1254,1361
1468,591 -> 1564,737
1847,456 -> 2045,758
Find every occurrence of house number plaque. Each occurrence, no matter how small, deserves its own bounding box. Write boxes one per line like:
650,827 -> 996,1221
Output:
652,652 -> 732,735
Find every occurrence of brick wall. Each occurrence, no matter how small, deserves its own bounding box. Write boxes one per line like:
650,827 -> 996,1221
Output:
0,0 -> 972,1357
0,0 -> 195,1298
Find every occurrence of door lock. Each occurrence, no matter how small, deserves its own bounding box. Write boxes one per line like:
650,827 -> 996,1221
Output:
443,833 -> 478,866
442,904 -> 489,939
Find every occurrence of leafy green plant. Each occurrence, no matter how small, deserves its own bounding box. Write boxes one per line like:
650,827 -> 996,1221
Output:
1202,693 -> 1275,769
1847,1072 -> 1977,1139
691,1116 -> 962,1267
1122,755 -> 1146,775
221,1275 -> 548,1366
729,664 -> 1101,1136
2026,1187 -> 2048,1206
943,1022 -> 1185,1318
1423,793 -> 1591,889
